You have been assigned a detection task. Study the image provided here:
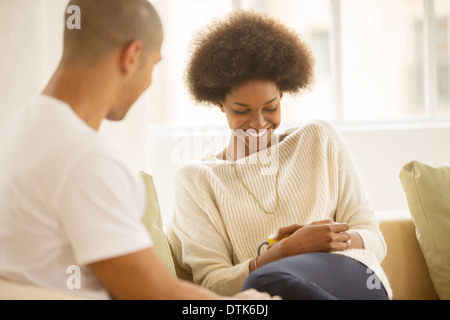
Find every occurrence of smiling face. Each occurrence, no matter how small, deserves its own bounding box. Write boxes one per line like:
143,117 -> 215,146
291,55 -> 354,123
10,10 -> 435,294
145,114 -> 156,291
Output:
218,79 -> 283,156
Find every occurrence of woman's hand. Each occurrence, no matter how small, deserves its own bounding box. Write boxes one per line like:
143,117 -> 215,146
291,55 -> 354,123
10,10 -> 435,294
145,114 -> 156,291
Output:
269,224 -> 303,243
268,220 -> 351,255
277,220 -> 351,256
249,220 -> 353,273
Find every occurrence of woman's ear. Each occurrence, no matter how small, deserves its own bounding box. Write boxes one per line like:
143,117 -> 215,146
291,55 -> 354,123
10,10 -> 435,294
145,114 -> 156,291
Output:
216,102 -> 225,113
279,91 -> 284,100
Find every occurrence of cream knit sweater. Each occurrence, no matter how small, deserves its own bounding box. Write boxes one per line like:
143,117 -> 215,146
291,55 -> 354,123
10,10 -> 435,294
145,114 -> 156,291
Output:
167,120 -> 392,298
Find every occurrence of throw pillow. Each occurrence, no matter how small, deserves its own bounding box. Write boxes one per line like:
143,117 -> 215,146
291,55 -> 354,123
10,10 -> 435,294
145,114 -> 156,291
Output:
399,160 -> 450,299
139,171 -> 176,277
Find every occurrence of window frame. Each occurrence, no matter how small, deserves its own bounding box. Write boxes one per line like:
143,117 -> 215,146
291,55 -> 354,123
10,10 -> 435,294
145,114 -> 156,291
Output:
333,0 -> 447,125
232,0 -> 450,126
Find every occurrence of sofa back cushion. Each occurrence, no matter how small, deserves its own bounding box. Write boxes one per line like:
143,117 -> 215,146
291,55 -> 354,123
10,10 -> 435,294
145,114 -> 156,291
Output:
140,171 -> 176,277
399,161 -> 450,299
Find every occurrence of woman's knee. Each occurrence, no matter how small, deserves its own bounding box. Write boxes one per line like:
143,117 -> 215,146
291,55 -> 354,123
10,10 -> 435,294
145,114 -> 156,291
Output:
243,268 -> 291,292
243,267 -> 336,300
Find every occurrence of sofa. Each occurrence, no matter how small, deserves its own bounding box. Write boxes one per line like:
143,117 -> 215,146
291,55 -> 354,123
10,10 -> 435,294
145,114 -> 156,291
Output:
377,210 -> 438,299
0,162 -> 447,300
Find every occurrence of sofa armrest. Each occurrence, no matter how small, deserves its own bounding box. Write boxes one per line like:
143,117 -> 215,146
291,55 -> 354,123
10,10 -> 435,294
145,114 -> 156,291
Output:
377,210 -> 439,300
0,277 -> 83,300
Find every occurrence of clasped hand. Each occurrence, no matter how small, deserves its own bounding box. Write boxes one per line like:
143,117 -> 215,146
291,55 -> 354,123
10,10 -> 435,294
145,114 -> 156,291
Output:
268,220 -> 352,256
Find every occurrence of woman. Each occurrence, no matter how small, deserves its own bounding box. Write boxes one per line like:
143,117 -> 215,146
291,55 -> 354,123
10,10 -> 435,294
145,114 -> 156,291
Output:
167,10 -> 392,300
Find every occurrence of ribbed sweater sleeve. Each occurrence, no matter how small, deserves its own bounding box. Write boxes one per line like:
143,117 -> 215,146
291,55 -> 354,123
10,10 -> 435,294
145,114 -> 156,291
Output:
166,164 -> 251,296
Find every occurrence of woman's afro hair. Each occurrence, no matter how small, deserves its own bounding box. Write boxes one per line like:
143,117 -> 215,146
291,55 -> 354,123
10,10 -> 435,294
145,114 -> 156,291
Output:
185,10 -> 315,106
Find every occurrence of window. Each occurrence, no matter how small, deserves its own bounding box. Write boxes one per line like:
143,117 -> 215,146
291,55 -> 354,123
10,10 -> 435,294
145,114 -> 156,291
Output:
148,0 -> 450,127
415,17 -> 450,113
436,0 -> 450,116
341,0 -> 424,122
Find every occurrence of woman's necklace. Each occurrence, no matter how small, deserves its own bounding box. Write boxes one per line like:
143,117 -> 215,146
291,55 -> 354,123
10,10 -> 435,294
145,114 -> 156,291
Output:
224,148 -> 280,215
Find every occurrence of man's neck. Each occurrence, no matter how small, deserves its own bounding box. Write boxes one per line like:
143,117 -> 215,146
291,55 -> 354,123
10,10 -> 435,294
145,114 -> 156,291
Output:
42,63 -> 116,131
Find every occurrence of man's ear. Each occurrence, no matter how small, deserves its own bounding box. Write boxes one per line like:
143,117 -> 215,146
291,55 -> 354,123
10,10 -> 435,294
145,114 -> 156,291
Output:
120,40 -> 143,75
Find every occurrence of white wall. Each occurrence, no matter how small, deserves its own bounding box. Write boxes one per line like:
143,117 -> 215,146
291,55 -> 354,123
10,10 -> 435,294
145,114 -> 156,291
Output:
0,0 -> 154,173
146,123 -> 450,227
341,123 -> 450,212
0,0 -> 66,125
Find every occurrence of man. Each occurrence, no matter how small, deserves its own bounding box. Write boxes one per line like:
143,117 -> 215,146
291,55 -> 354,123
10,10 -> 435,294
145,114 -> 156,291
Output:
0,0 -> 276,300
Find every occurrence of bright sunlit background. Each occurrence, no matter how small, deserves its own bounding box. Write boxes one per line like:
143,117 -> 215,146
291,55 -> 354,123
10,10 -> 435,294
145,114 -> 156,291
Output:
148,0 -> 450,127
1,0 -> 450,224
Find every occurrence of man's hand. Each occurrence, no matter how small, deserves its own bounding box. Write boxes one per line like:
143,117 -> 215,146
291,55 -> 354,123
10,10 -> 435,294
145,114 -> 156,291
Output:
231,289 -> 282,300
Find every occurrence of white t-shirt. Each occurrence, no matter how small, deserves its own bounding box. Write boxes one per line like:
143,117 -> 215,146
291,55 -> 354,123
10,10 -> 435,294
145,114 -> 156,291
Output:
0,95 -> 153,299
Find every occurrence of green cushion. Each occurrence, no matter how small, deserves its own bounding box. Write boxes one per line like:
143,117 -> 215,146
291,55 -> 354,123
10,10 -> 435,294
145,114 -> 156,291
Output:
399,161 -> 450,300
139,171 -> 176,277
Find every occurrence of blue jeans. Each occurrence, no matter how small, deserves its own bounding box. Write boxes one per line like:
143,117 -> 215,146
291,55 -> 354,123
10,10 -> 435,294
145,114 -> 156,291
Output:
242,252 -> 388,300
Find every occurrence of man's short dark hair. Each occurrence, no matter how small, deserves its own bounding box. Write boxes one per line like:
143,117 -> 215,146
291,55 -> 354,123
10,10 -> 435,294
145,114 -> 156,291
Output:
62,0 -> 162,66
